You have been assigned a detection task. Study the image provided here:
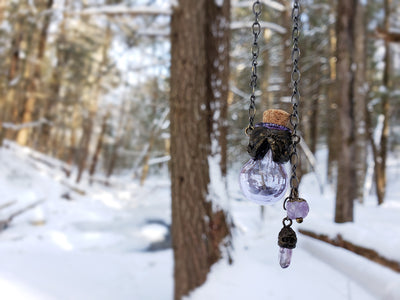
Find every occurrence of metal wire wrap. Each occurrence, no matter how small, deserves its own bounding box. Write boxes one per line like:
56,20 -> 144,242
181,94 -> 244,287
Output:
289,0 -> 301,199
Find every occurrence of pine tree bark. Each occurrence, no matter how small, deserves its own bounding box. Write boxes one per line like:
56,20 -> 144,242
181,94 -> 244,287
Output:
75,115 -> 93,184
334,0 -> 357,223
170,1 -> 231,299
279,1 -> 293,112
89,113 -> 109,180
39,0 -> 70,155
353,0 -> 367,203
327,25 -> 338,183
16,0 -> 54,146
0,15 -> 24,144
375,0 -> 392,205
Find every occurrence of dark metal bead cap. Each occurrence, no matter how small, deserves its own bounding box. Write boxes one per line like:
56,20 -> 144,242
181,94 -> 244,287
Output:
278,226 -> 297,249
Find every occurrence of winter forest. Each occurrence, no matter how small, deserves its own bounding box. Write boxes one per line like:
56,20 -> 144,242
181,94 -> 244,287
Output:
0,0 -> 400,299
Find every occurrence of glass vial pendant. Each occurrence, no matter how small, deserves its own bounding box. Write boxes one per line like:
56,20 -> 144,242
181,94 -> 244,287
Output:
240,109 -> 292,205
240,150 -> 288,205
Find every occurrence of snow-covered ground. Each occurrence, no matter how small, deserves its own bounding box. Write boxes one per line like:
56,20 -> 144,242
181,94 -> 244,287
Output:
0,143 -> 399,300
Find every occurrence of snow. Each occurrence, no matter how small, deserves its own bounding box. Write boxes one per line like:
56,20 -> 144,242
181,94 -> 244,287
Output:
0,142 -> 399,299
299,147 -> 400,263
301,237 -> 400,300
2,119 -> 51,130
215,0 -> 224,7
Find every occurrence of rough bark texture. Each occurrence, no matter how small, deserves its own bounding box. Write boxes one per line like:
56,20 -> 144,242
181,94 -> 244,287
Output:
353,0 -> 367,203
375,0 -> 392,205
89,113 -> 109,178
327,25 -> 338,183
75,115 -> 93,183
16,0 -> 54,146
39,0 -> 69,154
300,229 -> 400,273
170,1 -> 231,299
334,0 -> 357,223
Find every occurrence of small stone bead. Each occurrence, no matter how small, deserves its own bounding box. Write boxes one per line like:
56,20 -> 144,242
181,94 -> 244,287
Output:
286,198 -> 309,220
279,247 -> 292,269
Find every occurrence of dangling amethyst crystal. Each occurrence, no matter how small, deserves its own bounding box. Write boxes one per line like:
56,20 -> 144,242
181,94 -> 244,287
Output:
239,151 -> 289,205
279,247 -> 292,268
286,198 -> 309,222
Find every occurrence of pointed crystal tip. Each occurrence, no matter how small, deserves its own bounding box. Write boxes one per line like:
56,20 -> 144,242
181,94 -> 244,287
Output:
279,247 -> 292,269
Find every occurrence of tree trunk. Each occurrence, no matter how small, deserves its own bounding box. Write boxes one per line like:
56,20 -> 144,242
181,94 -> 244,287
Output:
139,129 -> 156,186
106,102 -> 129,179
170,1 -> 231,299
16,0 -> 54,146
375,0 -> 392,205
0,16 -> 23,144
334,0 -> 357,223
327,19 -> 338,184
75,115 -> 93,184
38,0 -> 69,154
279,1 -> 293,112
89,113 -> 109,180
353,0 -> 367,203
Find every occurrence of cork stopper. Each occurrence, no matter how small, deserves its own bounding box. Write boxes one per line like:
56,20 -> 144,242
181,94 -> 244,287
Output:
263,109 -> 290,127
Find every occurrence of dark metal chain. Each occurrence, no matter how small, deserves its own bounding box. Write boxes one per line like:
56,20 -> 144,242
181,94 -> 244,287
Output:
289,0 -> 301,199
245,0 -> 261,136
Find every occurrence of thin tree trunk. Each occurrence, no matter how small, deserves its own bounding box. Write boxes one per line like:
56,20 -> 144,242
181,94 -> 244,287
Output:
279,1 -> 293,112
334,0 -> 357,223
353,0 -> 368,203
307,47 -> 322,156
261,33 -> 273,109
140,129 -> 156,186
39,0 -> 69,154
89,113 -> 109,180
327,21 -> 338,184
106,102 -> 130,179
375,0 -> 392,205
0,17 -> 23,144
75,115 -> 93,184
170,1 -> 231,299
17,0 -> 53,146
0,0 -> 6,22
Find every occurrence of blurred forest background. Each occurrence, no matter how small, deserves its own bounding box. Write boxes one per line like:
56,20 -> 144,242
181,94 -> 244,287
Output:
0,0 -> 398,201
0,0 -> 400,299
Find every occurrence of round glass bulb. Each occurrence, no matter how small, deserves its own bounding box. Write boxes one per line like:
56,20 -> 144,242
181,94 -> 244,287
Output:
239,150 -> 289,205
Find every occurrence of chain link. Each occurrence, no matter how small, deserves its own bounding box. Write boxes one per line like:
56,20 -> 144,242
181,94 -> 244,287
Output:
289,0 -> 301,198
245,0 -> 261,136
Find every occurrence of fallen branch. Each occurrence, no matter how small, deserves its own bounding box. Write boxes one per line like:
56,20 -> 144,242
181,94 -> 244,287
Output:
29,153 -> 71,177
375,28 -> 400,43
299,229 -> 400,273
0,200 -> 17,211
0,200 -> 44,231
60,180 -> 86,196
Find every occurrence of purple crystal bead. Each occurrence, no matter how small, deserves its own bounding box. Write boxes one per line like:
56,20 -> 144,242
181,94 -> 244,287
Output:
279,247 -> 292,268
286,199 -> 309,221
239,151 -> 289,205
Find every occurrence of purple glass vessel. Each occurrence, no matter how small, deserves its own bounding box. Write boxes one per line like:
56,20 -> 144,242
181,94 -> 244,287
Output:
240,151 -> 289,205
